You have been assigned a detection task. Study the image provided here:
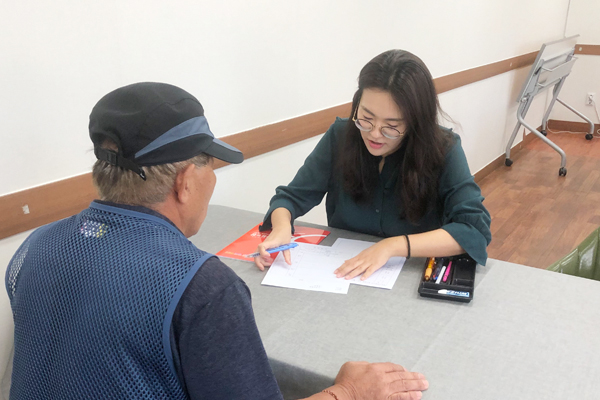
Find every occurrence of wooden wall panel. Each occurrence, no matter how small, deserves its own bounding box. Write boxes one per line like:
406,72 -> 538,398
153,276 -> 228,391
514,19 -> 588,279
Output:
213,103 -> 351,169
6,46 -> 599,239
575,44 -> 600,56
1,104 -> 354,239
435,51 -> 538,94
1,174 -> 97,239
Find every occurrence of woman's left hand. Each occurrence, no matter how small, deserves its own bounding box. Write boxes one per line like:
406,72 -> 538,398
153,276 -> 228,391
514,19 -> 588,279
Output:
334,238 -> 396,280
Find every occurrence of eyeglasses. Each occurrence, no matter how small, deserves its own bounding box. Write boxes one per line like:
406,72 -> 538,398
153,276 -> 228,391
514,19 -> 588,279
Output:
352,106 -> 404,140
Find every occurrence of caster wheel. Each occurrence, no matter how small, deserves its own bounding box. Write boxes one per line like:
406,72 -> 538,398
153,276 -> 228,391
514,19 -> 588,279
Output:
558,167 -> 567,177
541,130 -> 547,136
586,133 -> 593,140
505,158 -> 513,167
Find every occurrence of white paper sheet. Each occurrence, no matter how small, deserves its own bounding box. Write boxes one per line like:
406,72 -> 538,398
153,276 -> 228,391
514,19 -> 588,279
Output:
261,243 -> 350,294
332,238 -> 405,290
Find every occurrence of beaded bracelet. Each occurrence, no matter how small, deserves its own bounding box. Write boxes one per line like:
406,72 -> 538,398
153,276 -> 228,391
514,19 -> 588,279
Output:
322,389 -> 340,400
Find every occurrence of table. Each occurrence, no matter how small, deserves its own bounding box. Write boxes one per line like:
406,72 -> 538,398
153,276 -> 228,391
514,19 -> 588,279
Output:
191,205 -> 600,399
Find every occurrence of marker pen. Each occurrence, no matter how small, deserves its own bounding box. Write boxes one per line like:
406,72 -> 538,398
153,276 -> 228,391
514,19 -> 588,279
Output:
438,289 -> 470,298
424,258 -> 435,280
442,261 -> 453,283
435,266 -> 446,284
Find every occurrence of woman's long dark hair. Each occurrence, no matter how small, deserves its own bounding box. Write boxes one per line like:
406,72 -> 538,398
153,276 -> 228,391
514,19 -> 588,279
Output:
341,50 -> 451,224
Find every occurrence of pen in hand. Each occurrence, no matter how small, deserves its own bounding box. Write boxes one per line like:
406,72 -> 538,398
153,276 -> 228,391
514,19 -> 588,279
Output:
247,243 -> 298,258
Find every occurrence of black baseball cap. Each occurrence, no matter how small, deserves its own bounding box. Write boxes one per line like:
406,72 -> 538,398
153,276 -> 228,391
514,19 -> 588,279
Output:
89,82 -> 243,180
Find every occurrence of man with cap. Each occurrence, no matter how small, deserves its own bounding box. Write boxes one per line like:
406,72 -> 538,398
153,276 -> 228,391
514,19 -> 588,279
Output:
5,82 -> 428,400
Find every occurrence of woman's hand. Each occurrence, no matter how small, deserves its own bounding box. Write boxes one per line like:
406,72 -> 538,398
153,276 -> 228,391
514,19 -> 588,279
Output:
254,228 -> 292,270
334,238 -> 398,280
254,208 -> 294,271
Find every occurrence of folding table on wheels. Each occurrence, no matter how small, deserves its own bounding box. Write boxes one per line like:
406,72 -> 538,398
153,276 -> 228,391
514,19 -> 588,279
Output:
505,35 -> 594,177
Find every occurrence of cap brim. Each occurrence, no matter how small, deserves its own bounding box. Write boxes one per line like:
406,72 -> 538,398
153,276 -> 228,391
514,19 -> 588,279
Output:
204,138 -> 244,164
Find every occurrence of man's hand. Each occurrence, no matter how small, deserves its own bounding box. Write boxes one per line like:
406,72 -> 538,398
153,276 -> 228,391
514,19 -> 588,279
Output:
333,361 -> 428,400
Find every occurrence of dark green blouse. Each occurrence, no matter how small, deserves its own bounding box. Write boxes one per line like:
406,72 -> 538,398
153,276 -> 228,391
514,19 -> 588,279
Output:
262,118 -> 492,265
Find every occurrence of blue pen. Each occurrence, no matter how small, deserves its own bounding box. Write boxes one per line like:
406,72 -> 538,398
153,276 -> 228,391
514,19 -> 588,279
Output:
246,243 -> 298,258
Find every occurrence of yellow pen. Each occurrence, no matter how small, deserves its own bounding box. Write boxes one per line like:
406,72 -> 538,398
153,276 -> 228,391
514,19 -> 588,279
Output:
425,257 -> 435,281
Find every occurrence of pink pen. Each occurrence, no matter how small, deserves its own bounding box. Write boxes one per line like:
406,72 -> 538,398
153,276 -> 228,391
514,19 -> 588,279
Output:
442,261 -> 453,282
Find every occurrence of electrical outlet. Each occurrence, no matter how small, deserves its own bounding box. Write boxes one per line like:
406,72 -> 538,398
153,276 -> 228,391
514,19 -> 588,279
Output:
587,92 -> 595,106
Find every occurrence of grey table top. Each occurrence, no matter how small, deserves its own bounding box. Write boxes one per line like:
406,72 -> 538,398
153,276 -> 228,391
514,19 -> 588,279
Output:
191,205 -> 600,400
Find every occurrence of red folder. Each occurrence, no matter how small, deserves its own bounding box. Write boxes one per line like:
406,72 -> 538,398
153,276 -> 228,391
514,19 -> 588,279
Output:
216,223 -> 330,262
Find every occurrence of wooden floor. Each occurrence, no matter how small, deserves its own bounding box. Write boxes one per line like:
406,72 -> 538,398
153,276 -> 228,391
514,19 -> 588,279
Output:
479,130 -> 600,269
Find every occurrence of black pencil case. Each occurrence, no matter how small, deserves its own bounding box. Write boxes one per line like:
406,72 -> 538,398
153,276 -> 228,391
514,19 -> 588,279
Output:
418,255 -> 476,303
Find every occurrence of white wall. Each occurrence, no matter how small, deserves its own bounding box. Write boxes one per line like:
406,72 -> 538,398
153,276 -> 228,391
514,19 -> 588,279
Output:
214,134 -> 329,224
566,0 -> 600,44
0,0 -> 570,222
550,0 -> 600,124
0,0 -> 569,198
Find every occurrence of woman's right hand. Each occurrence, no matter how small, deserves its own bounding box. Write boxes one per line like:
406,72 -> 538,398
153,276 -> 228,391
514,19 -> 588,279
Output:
254,207 -> 292,271
254,228 -> 292,270
254,208 -> 294,271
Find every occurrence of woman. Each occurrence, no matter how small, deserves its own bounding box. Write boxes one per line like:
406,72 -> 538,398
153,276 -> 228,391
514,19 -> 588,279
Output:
255,50 -> 491,281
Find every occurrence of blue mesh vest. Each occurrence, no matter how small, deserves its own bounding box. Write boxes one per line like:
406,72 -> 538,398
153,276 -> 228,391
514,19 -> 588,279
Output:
5,202 -> 213,399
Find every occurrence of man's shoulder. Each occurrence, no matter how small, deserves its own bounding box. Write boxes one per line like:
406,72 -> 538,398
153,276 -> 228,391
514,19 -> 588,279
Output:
180,256 -> 247,309
18,216 -> 76,250
197,256 -> 242,288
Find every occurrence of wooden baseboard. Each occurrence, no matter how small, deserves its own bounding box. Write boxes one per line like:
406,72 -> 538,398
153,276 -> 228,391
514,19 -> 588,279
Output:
546,119 -> 600,134
474,129 -> 537,183
3,45 -> 599,240
473,116 -> 600,183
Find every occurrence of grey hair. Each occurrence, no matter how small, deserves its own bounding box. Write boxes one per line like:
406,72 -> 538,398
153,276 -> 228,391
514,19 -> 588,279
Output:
92,139 -> 212,206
